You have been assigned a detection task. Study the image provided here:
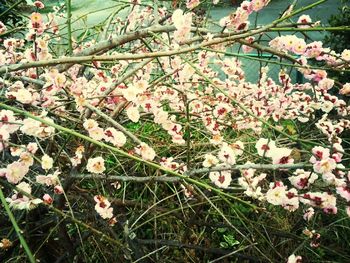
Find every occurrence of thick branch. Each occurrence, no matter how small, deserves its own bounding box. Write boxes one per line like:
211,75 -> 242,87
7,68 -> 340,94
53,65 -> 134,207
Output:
237,39 -> 299,64
268,26 -> 350,32
70,163 -> 348,182
0,35 -> 234,74
185,163 -> 312,176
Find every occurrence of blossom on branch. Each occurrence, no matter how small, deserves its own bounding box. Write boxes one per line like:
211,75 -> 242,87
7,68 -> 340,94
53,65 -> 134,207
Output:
94,195 -> 114,220
209,170 -> 232,189
87,157 -> 106,174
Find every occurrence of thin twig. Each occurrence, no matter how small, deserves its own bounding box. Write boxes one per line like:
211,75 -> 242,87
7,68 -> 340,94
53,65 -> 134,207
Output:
66,0 -> 73,55
72,174 -> 180,182
135,239 -> 263,262
0,187 -> 36,263
185,163 -> 314,176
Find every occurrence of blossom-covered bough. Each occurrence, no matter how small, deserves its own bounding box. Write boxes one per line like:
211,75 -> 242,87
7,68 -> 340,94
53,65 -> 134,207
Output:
1,0 -> 350,262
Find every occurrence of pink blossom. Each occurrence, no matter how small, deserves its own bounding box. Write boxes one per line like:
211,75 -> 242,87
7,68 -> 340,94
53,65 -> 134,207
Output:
303,207 -> 315,221
203,154 -> 219,167
287,254 -> 302,263
242,36 -> 255,53
336,186 -> 350,202
266,182 -> 286,206
313,158 -> 336,175
186,0 -> 200,9
0,22 -> 7,34
88,127 -> 104,141
297,14 -> 312,28
218,143 -> 236,165
83,119 -> 99,130
341,49 -> 350,61
0,126 -> 10,142
135,143 -> 156,161
30,12 -> 43,29
36,171 -> 60,186
270,147 -> 294,165
172,9 -> 192,42
43,194 -> 53,205
104,127 -> 126,147
289,169 -> 318,190
6,182 -> 42,210
304,42 -> 324,59
172,134 -> 186,145
209,170 -> 232,189
251,0 -> 267,12
5,161 -> 29,184
231,141 -> 244,156
94,195 -> 114,219
86,157 -> 106,174
26,143 -> 38,154
339,83 -> 350,95
20,115 -> 55,138
126,106 -> 140,122
54,185 -> 64,194
255,138 -> 276,157
310,146 -> 330,163
20,152 -> 34,167
33,1 -> 45,9
283,188 -> 299,212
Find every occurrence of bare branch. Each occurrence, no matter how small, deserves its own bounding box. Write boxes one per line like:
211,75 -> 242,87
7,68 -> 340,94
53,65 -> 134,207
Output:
71,174 -> 180,182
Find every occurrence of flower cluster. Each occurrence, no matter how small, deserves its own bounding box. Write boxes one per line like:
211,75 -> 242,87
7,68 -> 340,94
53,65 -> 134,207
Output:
0,1 -> 350,261
135,142 -> 156,161
1,142 -> 40,184
5,182 -> 42,210
20,113 -> 55,138
83,119 -> 127,147
219,0 -> 271,31
172,9 -> 193,42
255,138 -> 294,165
266,181 -> 299,211
0,110 -> 20,152
238,165 -> 266,200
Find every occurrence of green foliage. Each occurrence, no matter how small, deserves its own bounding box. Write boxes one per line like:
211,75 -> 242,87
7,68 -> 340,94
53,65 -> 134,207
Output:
220,232 -> 240,248
0,0 -> 25,29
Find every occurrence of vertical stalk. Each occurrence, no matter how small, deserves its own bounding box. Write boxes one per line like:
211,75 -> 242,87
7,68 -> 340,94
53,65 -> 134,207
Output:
185,96 -> 191,169
0,188 -> 36,263
66,0 -> 73,55
33,34 -> 39,79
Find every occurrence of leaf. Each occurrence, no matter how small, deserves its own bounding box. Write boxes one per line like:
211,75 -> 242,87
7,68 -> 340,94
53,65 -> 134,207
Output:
223,235 -> 240,247
220,242 -> 229,248
217,227 -> 227,233
286,124 -> 297,135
